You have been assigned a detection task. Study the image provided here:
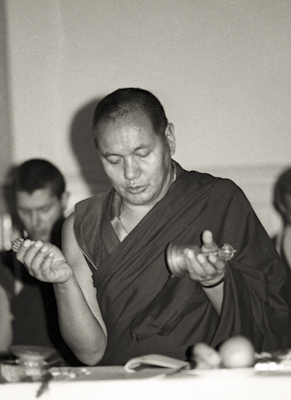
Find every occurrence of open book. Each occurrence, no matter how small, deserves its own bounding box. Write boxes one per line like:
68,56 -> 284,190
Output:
124,354 -> 191,373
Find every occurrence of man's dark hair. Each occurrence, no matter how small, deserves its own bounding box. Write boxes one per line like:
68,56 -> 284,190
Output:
273,167 -> 291,222
11,159 -> 66,199
91,88 -> 168,147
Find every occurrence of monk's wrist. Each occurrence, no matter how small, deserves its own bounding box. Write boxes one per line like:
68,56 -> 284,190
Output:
200,275 -> 224,288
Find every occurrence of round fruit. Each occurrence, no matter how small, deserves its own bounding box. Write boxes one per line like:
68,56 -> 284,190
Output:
218,336 -> 255,368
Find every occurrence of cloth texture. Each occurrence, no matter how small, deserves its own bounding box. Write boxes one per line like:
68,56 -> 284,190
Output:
74,163 -> 291,365
0,218 -> 81,365
272,230 -> 291,325
0,250 -> 53,349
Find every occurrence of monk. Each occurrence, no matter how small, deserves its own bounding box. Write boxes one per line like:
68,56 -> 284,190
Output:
16,88 -> 291,366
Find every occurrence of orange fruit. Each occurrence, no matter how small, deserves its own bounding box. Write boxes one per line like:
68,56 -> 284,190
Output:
218,335 -> 255,368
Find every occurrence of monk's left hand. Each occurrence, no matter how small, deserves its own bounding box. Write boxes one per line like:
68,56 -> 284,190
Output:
184,230 -> 226,287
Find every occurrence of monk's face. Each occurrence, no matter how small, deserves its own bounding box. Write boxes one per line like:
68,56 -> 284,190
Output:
97,110 -> 176,207
283,193 -> 291,225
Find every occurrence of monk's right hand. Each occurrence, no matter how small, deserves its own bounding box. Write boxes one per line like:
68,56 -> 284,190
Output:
16,239 -> 73,283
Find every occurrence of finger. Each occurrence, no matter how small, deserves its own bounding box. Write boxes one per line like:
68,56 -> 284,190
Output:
184,249 -> 207,280
28,243 -> 54,275
191,342 -> 222,368
185,250 -> 219,280
208,254 -> 226,271
201,230 -> 217,252
196,253 -> 220,278
16,239 -> 37,265
38,251 -> 56,281
186,250 -> 220,282
185,248 -> 225,283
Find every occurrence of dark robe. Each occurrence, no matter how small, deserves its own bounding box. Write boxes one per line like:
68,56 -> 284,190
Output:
74,164 -> 291,365
0,250 -> 53,349
271,235 -> 291,325
0,217 -> 81,365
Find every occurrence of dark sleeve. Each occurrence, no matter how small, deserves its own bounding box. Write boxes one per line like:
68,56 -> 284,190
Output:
11,282 -> 54,348
209,180 -> 291,351
0,252 -> 15,296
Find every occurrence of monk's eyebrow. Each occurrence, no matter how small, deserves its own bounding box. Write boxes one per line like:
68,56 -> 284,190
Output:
102,143 -> 150,157
102,151 -> 121,157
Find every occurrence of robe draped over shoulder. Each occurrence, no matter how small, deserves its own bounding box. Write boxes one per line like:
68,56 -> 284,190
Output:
74,164 -> 291,365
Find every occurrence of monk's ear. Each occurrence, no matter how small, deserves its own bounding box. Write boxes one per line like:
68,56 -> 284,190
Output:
164,123 -> 176,156
61,191 -> 70,211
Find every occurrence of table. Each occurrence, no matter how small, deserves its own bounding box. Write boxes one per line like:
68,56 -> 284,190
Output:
1,366 -> 291,400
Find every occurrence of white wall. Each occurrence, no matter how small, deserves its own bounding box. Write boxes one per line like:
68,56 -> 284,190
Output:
4,0 -> 291,234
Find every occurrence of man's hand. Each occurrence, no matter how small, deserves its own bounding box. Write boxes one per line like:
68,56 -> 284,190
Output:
184,230 -> 226,287
16,239 -> 73,283
191,342 -> 222,369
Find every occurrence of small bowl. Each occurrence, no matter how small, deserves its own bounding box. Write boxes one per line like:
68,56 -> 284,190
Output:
10,345 -> 56,362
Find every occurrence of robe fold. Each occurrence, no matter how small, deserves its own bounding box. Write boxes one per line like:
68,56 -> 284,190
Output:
74,163 -> 291,365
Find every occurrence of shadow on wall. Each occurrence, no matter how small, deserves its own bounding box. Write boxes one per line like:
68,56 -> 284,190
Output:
69,98 -> 112,196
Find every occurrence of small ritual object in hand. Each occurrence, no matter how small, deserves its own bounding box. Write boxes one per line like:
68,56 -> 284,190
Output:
11,238 -> 24,253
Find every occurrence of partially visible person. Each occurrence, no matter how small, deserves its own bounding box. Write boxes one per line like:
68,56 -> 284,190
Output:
272,167 -> 291,323
0,280 -> 13,355
0,159 -> 80,365
16,89 -> 291,367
